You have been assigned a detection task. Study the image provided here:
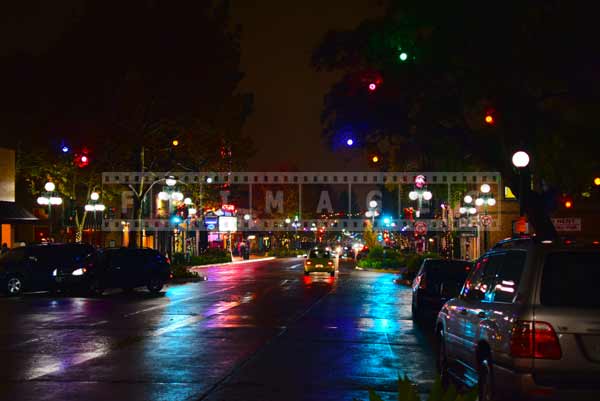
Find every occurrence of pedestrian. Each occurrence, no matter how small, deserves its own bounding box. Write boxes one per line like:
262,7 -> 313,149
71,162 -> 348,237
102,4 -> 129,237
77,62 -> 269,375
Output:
1,243 -> 8,255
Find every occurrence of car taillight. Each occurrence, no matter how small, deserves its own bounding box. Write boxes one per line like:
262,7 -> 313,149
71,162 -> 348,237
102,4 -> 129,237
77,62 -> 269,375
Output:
511,321 -> 562,359
327,260 -> 333,266
306,260 -> 312,265
165,257 -> 171,265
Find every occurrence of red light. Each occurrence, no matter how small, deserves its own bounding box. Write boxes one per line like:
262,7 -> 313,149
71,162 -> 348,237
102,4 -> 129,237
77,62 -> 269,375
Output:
593,241 -> 599,245
564,200 -> 572,209
368,83 -> 377,91
81,155 -> 88,163
485,114 -> 494,124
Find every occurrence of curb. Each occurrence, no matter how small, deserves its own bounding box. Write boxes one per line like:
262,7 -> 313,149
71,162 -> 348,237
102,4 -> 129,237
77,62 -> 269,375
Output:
189,257 -> 276,270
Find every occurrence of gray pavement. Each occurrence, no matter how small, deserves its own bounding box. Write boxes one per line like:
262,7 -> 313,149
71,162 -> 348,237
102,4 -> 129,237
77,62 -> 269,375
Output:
0,258 -> 436,401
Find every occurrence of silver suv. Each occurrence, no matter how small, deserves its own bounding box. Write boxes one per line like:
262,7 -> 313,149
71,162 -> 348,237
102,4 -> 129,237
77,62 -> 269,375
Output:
435,238 -> 600,401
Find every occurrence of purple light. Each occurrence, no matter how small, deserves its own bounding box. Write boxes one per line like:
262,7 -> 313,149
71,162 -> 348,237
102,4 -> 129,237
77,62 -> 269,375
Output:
61,146 -> 69,153
346,138 -> 354,146
368,83 -> 377,91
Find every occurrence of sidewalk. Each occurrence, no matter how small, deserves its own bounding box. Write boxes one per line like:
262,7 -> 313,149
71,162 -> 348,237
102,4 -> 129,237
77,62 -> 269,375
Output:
189,256 -> 275,270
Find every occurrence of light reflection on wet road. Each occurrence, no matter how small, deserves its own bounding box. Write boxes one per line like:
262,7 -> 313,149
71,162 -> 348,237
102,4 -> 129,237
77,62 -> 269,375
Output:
0,259 -> 435,401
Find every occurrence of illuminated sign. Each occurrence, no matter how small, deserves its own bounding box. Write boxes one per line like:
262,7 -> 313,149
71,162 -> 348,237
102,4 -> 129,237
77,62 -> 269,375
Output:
222,204 -> 236,213
219,216 -> 237,232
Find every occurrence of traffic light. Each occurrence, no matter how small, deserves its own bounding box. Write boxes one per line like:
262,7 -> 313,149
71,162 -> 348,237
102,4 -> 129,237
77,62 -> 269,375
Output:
75,149 -> 90,168
564,199 -> 573,209
172,139 -> 179,147
371,155 -> 380,164
594,177 -> 600,186
484,111 -> 495,125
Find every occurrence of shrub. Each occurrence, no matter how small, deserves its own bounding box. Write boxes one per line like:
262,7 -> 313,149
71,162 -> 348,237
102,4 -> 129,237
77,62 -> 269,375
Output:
188,248 -> 232,265
357,247 -> 406,269
357,376 -> 477,401
171,264 -> 200,279
267,248 -> 306,258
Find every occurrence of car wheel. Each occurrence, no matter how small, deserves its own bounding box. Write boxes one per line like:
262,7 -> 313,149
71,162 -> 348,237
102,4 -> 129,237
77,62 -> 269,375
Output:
437,329 -> 450,389
147,278 -> 163,294
478,355 -> 495,401
6,276 -> 23,296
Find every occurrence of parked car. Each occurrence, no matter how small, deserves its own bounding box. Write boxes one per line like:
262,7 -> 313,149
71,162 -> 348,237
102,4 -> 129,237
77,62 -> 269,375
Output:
64,247 -> 171,295
411,258 -> 471,321
436,238 -> 600,401
304,248 -> 335,277
0,243 -> 96,296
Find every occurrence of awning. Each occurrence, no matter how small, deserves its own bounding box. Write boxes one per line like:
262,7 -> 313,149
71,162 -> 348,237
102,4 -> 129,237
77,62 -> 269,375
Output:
0,201 -> 38,224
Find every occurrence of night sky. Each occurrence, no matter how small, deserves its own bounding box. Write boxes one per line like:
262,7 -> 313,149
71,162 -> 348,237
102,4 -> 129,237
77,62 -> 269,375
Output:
232,0 -> 384,171
1,1 -> 384,171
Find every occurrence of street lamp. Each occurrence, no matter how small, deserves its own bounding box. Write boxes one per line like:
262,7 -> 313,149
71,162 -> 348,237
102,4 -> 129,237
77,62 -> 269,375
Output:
475,184 -> 496,251
37,181 -> 62,241
409,176 -> 433,218
512,150 -> 530,216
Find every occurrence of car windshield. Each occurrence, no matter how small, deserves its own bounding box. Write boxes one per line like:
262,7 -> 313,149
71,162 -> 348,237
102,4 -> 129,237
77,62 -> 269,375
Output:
541,251 -> 600,308
309,249 -> 331,259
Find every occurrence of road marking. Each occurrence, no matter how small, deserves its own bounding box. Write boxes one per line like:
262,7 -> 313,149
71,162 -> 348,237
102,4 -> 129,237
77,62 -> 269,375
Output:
289,264 -> 302,270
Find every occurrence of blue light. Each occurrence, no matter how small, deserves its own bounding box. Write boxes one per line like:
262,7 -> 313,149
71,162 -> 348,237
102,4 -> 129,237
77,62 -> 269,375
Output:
170,215 -> 183,225
61,146 -> 69,153
383,217 -> 391,225
346,138 -> 354,146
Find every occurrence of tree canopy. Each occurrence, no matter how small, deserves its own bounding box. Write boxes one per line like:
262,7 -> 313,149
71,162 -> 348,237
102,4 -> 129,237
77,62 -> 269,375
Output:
312,0 -> 600,235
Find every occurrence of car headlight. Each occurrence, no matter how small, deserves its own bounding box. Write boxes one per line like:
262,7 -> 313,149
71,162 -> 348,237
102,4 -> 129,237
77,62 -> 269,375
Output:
71,268 -> 87,276
52,269 -> 57,277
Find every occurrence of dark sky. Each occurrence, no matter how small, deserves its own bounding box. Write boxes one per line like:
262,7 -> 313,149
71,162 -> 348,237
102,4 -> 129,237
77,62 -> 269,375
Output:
1,1 -> 384,171
232,1 -> 384,171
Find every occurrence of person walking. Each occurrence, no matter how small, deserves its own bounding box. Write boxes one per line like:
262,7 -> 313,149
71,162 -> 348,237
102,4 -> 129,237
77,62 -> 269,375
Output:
1,243 -> 8,255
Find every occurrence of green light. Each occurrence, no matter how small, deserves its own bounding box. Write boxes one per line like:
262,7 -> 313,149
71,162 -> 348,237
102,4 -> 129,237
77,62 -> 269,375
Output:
399,52 -> 408,61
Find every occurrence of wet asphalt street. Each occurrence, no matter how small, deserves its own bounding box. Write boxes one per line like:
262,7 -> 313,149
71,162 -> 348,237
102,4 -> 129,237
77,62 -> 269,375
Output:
0,258 -> 436,401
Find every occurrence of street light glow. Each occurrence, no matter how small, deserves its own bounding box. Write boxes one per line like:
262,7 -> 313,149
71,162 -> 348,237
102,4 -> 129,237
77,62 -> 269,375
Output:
346,138 -> 354,146
44,182 -> 56,192
464,195 -> 473,204
422,191 -> 433,201
459,207 -> 467,214
480,183 -> 491,193
90,192 -> 100,201
512,151 -> 530,168
188,207 -> 197,215
243,214 -> 251,221
369,200 -> 378,208
37,197 -> 49,205
158,191 -> 169,201
171,192 -> 184,201
94,204 -> 106,211
184,197 -> 192,205
165,177 -> 177,187
85,204 -> 95,211
285,218 -> 291,224
475,198 -> 485,206
469,207 -> 477,215
49,197 -> 63,205
206,177 -> 213,184
409,191 -> 419,201
487,198 -> 497,206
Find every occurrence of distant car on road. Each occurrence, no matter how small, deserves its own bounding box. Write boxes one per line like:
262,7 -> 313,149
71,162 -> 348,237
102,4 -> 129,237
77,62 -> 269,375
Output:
411,258 -> 471,321
304,248 -> 335,277
0,243 -> 95,296
73,248 -> 171,295
436,238 -> 600,401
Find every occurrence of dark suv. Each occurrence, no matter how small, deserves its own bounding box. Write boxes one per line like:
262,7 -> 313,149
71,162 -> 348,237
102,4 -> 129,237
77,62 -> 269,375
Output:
76,248 -> 171,295
0,243 -> 96,295
436,238 -> 600,401
411,258 -> 471,321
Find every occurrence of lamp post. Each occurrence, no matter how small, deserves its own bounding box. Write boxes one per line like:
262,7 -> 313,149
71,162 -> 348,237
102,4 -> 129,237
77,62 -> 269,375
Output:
512,151 -> 530,217
157,177 -> 185,253
366,200 -> 379,225
459,195 -> 478,260
37,182 -> 63,241
475,184 -> 496,251
408,175 -> 432,218
84,191 -> 106,243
